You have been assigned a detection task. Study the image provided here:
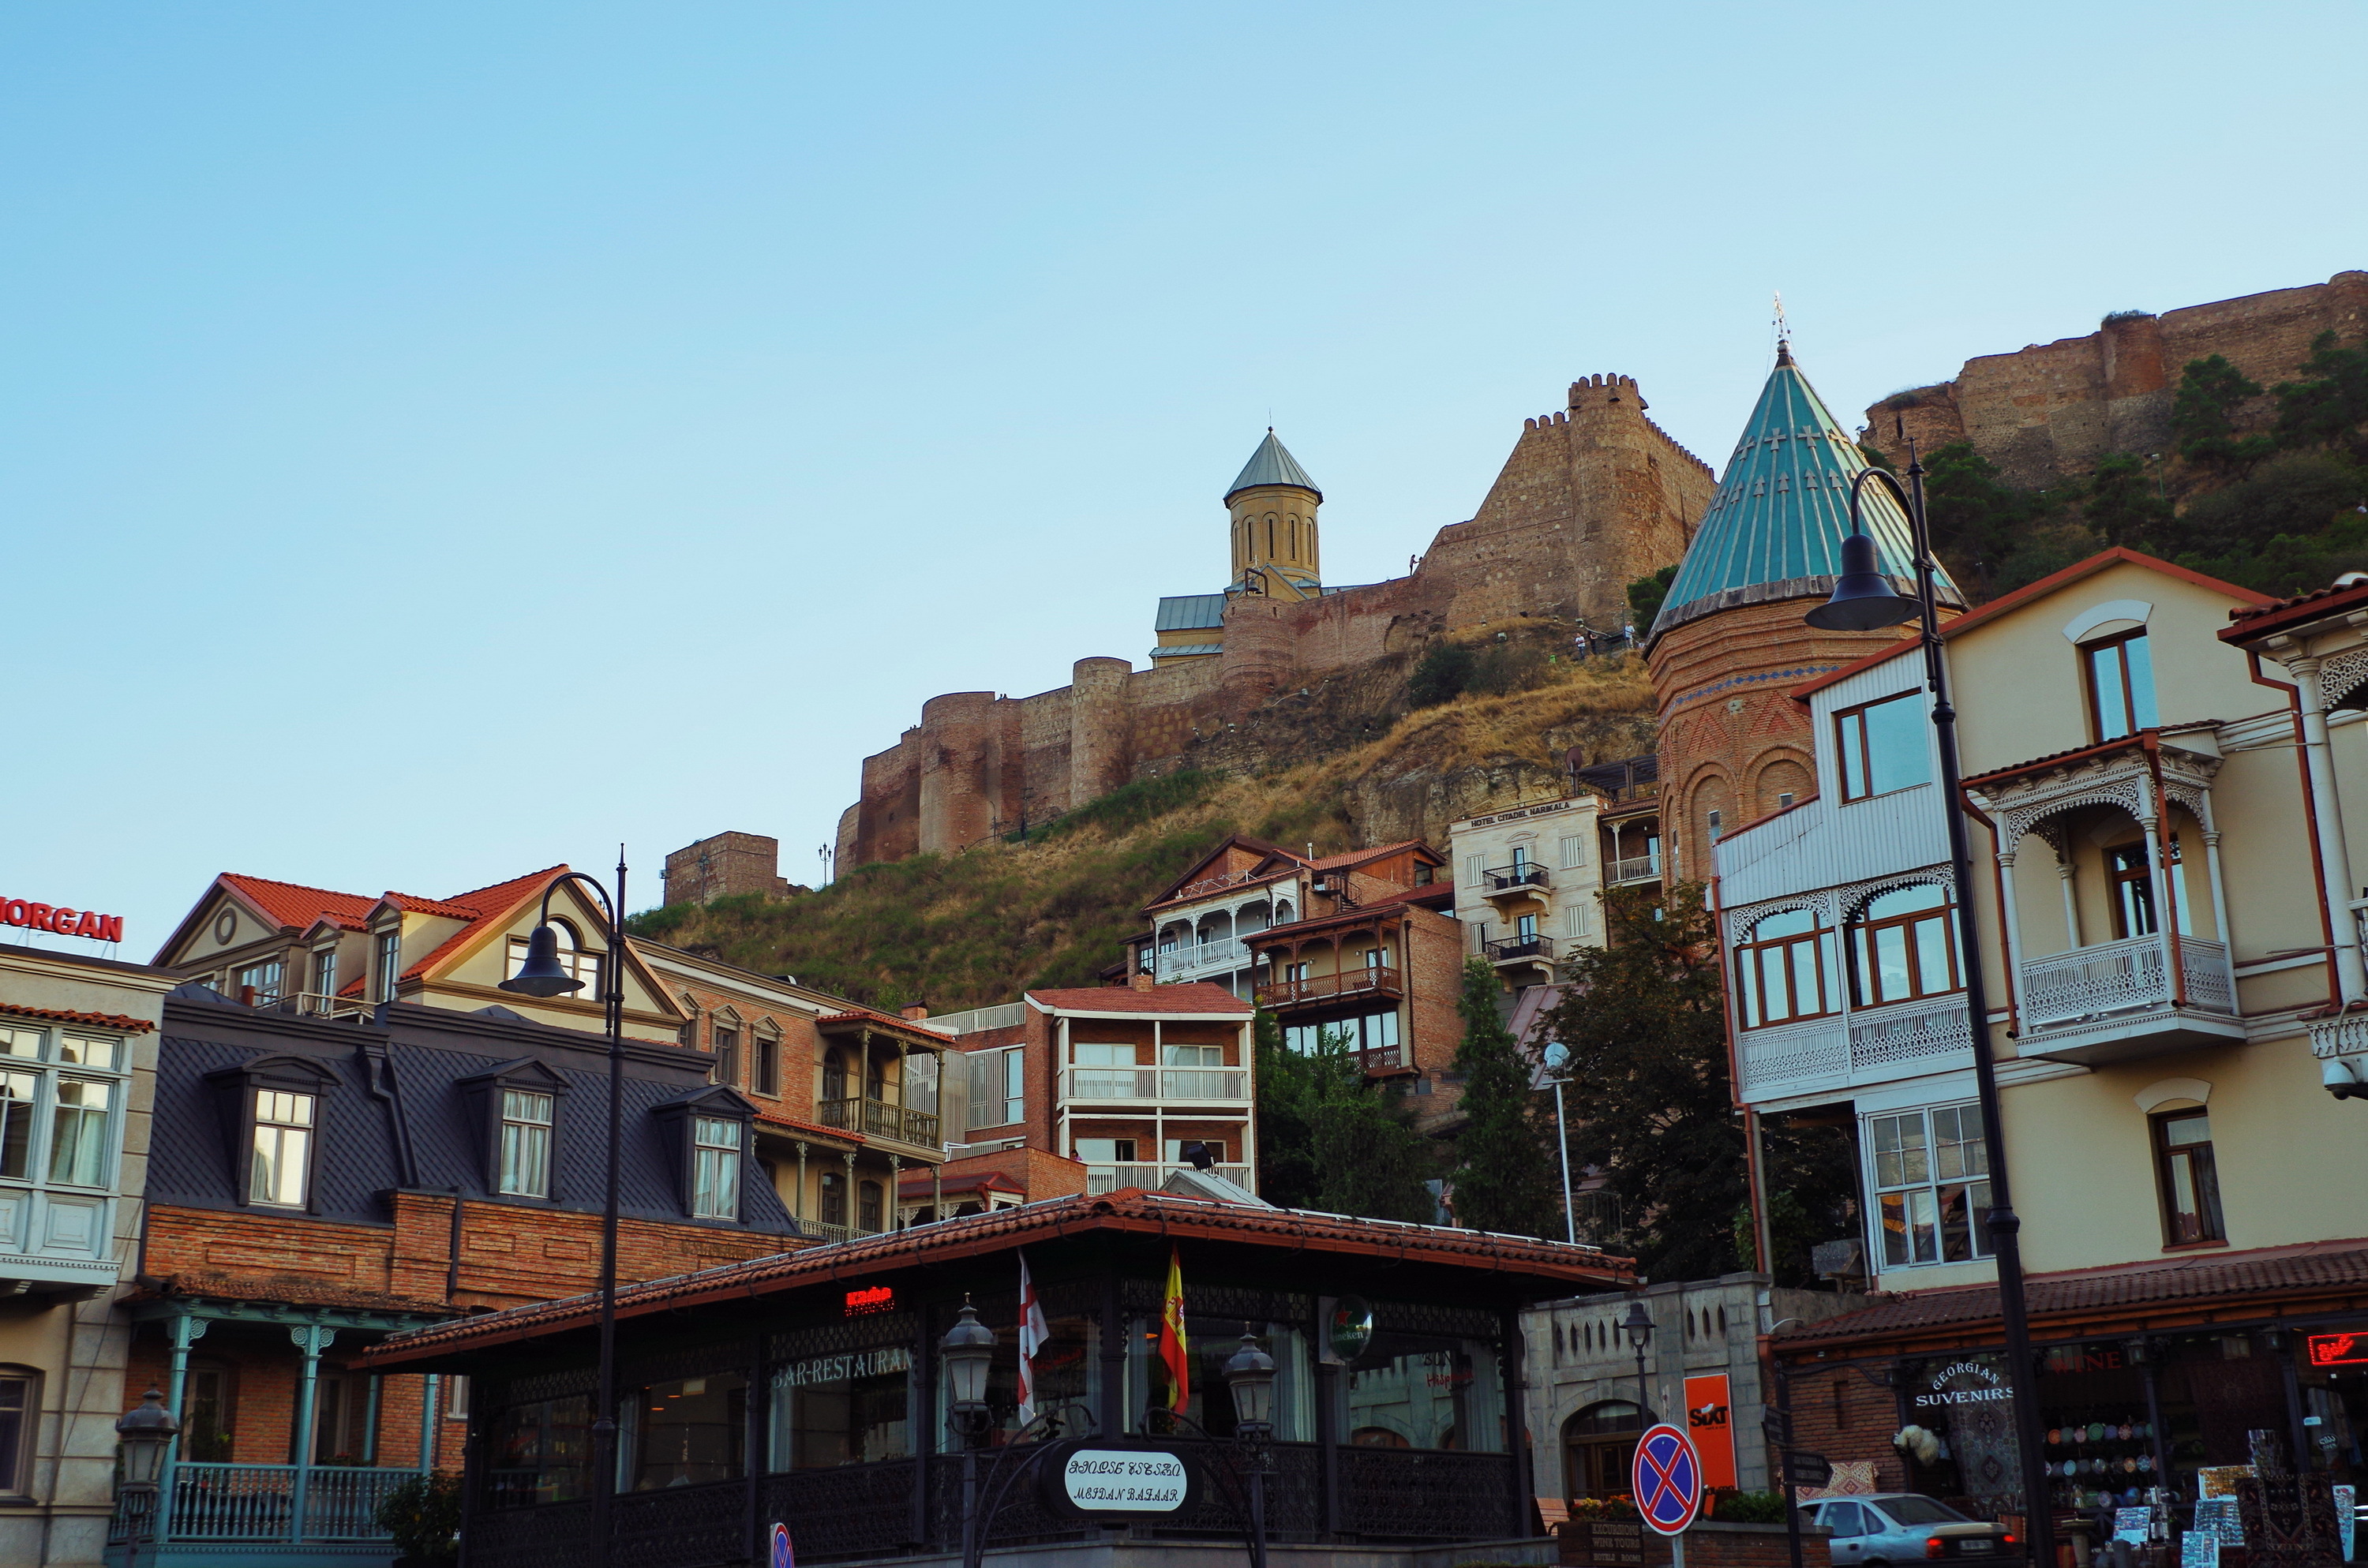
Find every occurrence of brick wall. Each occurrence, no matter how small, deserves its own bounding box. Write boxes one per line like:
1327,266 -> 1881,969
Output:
1868,271 -> 2368,489
1778,1358 -> 1912,1495
661,831 -> 793,907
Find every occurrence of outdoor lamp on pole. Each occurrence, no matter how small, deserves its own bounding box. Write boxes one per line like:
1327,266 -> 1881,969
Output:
498,855 -> 629,1567
1223,1328 -> 1277,1568
941,1300 -> 998,1568
115,1387 -> 178,1568
1807,455 -> 2055,1568
1621,1300 -> 1654,1416
1543,1041 -> 1576,1244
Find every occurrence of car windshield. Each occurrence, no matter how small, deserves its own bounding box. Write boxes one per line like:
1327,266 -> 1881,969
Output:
1879,1498 -> 1969,1526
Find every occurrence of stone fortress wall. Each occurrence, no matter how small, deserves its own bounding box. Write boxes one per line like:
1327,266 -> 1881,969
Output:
1868,271 -> 2368,487
837,374 -> 1716,869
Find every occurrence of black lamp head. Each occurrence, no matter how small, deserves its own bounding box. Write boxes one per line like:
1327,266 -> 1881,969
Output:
499,923 -> 583,997
1182,1141 -> 1217,1172
1805,531 -> 1918,631
1621,1299 -> 1654,1349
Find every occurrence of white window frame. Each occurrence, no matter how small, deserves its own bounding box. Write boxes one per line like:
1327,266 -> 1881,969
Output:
251,1090 -> 317,1209
498,1090 -> 555,1198
691,1116 -> 740,1220
0,1024 -> 129,1199
1864,1102 -> 1994,1270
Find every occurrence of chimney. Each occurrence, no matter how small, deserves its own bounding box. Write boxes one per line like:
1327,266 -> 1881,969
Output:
900,1002 -> 930,1021
1130,971 -> 1156,993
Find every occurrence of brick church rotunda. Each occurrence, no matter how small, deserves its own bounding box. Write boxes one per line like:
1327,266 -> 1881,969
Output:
1647,341 -> 1965,881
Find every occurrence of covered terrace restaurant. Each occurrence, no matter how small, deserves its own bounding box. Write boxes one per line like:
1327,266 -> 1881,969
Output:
362,1188 -> 1634,1567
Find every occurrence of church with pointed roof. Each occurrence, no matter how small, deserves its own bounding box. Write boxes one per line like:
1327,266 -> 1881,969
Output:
1646,341 -> 1965,882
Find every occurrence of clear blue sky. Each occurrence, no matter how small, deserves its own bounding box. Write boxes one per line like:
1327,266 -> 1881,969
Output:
6,2 -> 2364,956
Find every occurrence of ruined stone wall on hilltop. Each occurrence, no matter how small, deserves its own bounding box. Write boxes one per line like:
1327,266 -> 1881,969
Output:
834,373 -> 1710,870
1872,270 -> 2368,488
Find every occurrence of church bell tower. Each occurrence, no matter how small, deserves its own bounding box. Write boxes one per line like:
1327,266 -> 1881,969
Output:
1226,429 -> 1322,601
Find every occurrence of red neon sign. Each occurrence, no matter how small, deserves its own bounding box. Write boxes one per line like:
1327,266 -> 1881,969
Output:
2307,1331 -> 2368,1368
844,1286 -> 895,1317
0,899 -> 123,943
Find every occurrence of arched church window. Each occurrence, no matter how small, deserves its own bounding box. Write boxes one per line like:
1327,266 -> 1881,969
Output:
1736,907 -> 1836,1027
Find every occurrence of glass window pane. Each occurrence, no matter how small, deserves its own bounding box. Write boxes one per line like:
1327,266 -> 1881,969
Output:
2091,644 -> 2132,739
1863,695 -> 1931,795
1937,1184 -> 1974,1262
1863,885 -> 1946,920
58,1036 -> 119,1070
2123,634 -> 2159,729
1907,1188 -> 1939,1263
1874,925 -> 1911,1004
1968,1181 -> 1994,1256
771,1346 -> 912,1470
49,1081 -> 111,1185
1838,713 -> 1867,800
1877,1193 -> 1910,1267
1894,1116 -> 1930,1185
0,1029 -> 39,1061
622,1375 -> 747,1491
2163,1113 -> 2211,1147
1790,940 -> 1823,1016
1913,913 -> 1954,995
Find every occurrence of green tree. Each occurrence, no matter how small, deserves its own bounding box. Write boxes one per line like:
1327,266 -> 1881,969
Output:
1255,1011 -> 1433,1222
1542,885 -> 1853,1284
1407,642 -> 1474,708
1447,958 -> 1562,1237
2083,452 -> 2175,548
2172,354 -> 2275,471
1626,563 -> 1680,627
2274,331 -> 2368,457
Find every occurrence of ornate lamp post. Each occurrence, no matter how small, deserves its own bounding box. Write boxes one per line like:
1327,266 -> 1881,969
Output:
940,1300 -> 998,1568
114,1387 -> 179,1568
1807,455 -> 2054,1568
498,855 -> 629,1566
1621,1300 -> 1654,1416
1223,1329 -> 1277,1568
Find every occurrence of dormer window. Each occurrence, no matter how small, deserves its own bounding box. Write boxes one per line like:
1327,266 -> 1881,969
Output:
458,1058 -> 569,1205
691,1118 -> 740,1220
499,1091 -> 555,1198
251,1091 -> 316,1207
373,930 -> 400,1003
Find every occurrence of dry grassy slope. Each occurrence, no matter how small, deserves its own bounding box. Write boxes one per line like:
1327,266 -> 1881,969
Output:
629,653 -> 1655,1013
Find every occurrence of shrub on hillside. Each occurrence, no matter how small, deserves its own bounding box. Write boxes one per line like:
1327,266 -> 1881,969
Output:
1409,642 -> 1474,707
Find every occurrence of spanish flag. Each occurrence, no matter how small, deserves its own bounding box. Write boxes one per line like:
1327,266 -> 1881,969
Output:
1157,1245 -> 1190,1413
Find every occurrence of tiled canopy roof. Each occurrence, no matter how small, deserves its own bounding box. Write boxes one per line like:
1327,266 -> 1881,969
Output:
0,1001 -> 155,1032
1774,1241 -> 2368,1352
1226,429 -> 1321,501
362,1189 -> 1632,1367
1650,344 -> 1962,642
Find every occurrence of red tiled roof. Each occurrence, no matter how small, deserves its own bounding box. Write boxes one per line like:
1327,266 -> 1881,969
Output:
398,866 -> 567,979
2222,577 -> 2368,640
0,1002 -> 155,1033
384,893 -> 484,920
751,1105 -> 861,1143
1025,983 -> 1252,1015
1308,839 -> 1437,870
815,1007 -> 955,1044
218,874 -> 379,934
1251,892 -> 1429,941
1774,1240 -> 2368,1351
2227,578 -> 2368,624
135,1268 -> 457,1317
361,1189 -> 1634,1367
1791,548 -> 2273,703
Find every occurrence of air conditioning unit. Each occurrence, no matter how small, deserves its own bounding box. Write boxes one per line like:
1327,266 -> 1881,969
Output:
1812,1238 -> 1867,1285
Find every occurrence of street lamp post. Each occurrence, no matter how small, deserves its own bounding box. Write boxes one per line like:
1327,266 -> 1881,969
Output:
114,1387 -> 179,1568
1223,1328 -> 1277,1568
498,855 -> 629,1566
1621,1300 -> 1654,1417
1808,455 -> 2055,1568
1543,1041 -> 1576,1244
939,1300 -> 998,1568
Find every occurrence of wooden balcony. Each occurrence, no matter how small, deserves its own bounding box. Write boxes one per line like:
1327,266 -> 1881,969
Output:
1254,965 -> 1401,1009
816,1097 -> 943,1151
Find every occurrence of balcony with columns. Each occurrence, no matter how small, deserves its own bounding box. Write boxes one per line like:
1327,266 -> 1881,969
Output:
1966,730 -> 2243,1066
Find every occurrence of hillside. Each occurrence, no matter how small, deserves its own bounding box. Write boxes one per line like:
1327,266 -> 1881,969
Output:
628,642 -> 1656,1012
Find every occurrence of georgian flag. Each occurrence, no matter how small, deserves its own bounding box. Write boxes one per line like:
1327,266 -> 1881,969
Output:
1017,1250 -> 1050,1424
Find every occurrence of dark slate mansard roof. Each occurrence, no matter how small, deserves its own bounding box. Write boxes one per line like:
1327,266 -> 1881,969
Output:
149,986 -> 800,1235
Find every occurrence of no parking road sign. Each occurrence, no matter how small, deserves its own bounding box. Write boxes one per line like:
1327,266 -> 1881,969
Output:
1632,1423 -> 1704,1537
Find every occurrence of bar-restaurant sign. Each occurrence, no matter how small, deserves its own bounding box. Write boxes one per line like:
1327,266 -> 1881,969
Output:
1,896 -> 123,943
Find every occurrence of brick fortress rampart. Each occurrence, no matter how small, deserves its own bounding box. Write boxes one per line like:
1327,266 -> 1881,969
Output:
1869,270 -> 2368,487
838,375 -> 1715,868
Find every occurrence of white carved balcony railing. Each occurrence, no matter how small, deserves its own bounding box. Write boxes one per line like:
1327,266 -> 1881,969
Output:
1085,1162 -> 1252,1196
1062,1069 -> 1249,1103
1154,937 -> 1253,981
1737,994 -> 1976,1099
1608,852 -> 1663,886
2019,935 -> 2234,1030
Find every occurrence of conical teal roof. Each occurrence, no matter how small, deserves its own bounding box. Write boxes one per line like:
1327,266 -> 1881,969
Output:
1648,344 -> 1961,641
1226,428 -> 1320,502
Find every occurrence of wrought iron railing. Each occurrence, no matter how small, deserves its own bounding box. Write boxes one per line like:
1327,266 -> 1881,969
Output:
1254,965 -> 1399,1006
2020,934 -> 2235,1029
816,1098 -> 942,1149
1484,934 -> 1553,963
111,1462 -> 424,1544
1482,863 -> 1550,893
